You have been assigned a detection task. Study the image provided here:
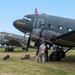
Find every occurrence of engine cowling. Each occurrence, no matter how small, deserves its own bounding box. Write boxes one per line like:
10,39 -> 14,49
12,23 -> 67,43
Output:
41,30 -> 61,40
31,29 -> 61,41
31,28 -> 42,41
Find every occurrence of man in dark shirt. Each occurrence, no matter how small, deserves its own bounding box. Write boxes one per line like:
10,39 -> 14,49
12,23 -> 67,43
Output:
45,43 -> 49,62
35,36 -> 41,62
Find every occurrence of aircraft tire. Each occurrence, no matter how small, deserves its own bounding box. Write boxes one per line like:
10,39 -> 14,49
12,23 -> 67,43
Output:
61,51 -> 65,58
9,48 -> 14,52
49,51 -> 56,61
5,48 -> 8,52
49,51 -> 61,61
22,47 -> 26,50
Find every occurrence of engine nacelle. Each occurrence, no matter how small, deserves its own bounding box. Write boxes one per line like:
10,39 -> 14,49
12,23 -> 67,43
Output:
31,29 -> 61,41
41,30 -> 61,40
31,28 -> 42,41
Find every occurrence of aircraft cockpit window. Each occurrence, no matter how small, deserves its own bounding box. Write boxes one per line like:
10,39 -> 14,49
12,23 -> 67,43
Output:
67,28 -> 72,31
23,16 -> 31,21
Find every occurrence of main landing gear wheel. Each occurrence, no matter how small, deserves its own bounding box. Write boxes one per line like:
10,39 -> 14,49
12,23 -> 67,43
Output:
5,47 -> 14,52
49,46 -> 72,61
49,51 -> 66,61
49,51 -> 62,61
60,51 -> 65,58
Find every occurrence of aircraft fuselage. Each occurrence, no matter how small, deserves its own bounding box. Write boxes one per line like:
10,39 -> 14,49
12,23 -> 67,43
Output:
13,14 -> 75,41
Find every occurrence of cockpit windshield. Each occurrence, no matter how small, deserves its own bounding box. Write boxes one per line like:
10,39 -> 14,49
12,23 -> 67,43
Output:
23,16 -> 31,21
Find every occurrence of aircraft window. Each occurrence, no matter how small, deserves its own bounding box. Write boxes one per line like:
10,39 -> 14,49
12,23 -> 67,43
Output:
58,26 -> 62,30
48,24 -> 53,28
23,16 -> 31,21
67,28 -> 72,31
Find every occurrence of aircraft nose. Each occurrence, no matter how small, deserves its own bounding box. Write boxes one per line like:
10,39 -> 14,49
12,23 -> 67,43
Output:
13,19 -> 25,27
13,19 -> 27,33
13,19 -> 32,33
13,20 -> 16,26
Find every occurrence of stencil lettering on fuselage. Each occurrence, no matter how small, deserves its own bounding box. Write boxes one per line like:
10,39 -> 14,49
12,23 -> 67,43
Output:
33,18 -> 44,28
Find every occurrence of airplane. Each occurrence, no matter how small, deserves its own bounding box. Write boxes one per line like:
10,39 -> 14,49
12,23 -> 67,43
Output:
13,13 -> 75,61
0,32 -> 30,52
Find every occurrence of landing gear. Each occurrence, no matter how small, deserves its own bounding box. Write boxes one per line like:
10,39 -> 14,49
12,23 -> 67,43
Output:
22,47 -> 26,50
49,50 -> 65,61
5,47 -> 14,52
49,46 -> 72,61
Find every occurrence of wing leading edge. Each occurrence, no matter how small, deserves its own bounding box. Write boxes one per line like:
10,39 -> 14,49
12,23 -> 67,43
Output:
51,30 -> 75,47
6,39 -> 22,47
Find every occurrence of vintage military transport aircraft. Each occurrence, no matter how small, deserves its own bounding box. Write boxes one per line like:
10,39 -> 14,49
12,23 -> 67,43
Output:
13,12 -> 75,61
0,32 -> 29,52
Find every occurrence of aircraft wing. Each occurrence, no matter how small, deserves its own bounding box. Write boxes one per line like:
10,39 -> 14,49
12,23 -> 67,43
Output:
6,39 -> 23,47
51,30 -> 75,47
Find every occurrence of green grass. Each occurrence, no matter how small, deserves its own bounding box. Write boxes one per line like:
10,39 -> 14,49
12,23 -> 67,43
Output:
0,48 -> 75,75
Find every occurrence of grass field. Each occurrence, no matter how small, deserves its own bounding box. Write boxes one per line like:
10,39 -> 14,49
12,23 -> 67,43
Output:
0,48 -> 75,75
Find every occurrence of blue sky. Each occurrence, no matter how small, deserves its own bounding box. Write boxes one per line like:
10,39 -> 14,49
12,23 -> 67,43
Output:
0,0 -> 75,35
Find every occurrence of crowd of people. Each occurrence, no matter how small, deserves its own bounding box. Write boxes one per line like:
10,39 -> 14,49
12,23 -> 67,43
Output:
35,37 -> 49,64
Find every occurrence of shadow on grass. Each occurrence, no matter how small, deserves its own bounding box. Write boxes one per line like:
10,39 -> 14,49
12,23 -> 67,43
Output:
61,55 -> 75,62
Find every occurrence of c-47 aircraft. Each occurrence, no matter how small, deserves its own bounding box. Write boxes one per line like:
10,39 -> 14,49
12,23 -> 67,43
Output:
13,12 -> 75,61
0,32 -> 30,52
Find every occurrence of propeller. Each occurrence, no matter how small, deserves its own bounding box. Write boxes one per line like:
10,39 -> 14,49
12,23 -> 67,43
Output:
24,32 -> 31,52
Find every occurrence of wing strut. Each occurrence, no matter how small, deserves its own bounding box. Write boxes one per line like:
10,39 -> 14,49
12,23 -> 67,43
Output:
65,47 -> 72,53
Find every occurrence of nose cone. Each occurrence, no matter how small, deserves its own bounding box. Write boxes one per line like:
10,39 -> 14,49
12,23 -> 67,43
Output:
13,19 -> 31,33
13,19 -> 25,28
